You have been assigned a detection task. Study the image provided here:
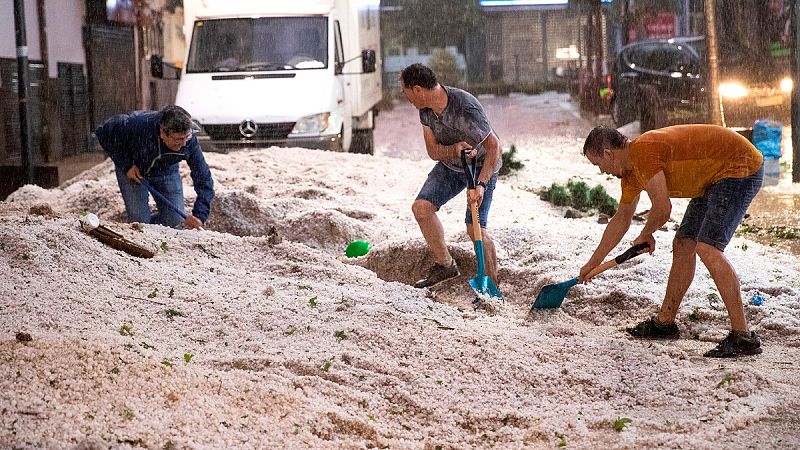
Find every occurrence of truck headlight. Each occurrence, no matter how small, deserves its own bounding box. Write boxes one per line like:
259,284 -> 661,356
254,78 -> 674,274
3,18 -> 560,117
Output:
780,78 -> 793,93
719,82 -> 748,99
291,112 -> 330,135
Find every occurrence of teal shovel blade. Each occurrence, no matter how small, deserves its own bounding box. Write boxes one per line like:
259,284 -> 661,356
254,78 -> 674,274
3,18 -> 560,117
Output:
531,277 -> 579,310
470,239 -> 502,298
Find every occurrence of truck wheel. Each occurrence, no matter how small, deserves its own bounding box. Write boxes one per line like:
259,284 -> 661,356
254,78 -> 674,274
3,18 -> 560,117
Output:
350,129 -> 374,155
638,85 -> 666,132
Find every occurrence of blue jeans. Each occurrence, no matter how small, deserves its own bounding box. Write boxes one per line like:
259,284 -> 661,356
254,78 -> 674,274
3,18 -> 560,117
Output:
114,166 -> 185,228
416,162 -> 498,227
676,165 -> 764,250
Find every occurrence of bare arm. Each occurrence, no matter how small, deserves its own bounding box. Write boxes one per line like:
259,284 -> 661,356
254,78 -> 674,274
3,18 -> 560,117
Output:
476,132 -> 501,184
467,132 -> 501,208
635,171 -> 672,252
580,194 -> 639,282
422,126 -> 471,161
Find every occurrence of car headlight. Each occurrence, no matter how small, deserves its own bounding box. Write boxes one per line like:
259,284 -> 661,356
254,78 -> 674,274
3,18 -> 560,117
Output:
291,112 -> 330,135
780,78 -> 793,93
719,82 -> 748,99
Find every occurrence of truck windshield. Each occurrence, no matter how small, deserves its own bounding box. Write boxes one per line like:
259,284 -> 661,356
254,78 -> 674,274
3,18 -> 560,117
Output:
187,17 -> 328,73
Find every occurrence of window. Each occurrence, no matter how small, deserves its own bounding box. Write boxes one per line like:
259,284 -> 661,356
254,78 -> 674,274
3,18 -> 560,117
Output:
187,17 -> 328,73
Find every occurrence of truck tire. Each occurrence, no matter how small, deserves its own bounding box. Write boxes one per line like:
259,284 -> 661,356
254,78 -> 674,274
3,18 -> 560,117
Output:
638,85 -> 666,132
350,129 -> 374,155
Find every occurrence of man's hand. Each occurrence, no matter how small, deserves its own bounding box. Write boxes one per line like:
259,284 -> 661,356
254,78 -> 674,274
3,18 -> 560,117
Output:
126,165 -> 143,183
457,142 -> 477,159
467,184 -> 485,208
579,260 -> 602,283
183,214 -> 204,230
634,233 -> 656,254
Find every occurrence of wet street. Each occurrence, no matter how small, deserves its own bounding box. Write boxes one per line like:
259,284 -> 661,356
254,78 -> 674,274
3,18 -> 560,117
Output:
746,189 -> 800,255
744,128 -> 800,255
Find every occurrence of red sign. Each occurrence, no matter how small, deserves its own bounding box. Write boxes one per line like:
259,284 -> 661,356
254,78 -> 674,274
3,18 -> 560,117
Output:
645,12 -> 676,39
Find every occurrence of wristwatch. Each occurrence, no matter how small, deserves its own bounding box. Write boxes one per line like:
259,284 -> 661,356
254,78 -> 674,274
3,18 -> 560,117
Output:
477,180 -> 487,190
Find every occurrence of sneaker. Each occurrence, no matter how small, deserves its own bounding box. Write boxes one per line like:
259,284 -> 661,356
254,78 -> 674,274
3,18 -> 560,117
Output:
414,260 -> 460,288
625,316 -> 680,339
703,331 -> 762,358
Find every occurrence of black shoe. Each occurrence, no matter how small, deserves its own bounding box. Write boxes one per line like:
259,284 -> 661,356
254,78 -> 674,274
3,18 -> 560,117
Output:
625,316 -> 680,339
414,261 -> 460,288
704,331 -> 762,358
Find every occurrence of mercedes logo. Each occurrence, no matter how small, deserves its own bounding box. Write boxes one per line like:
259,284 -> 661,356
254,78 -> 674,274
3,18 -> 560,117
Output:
239,119 -> 258,138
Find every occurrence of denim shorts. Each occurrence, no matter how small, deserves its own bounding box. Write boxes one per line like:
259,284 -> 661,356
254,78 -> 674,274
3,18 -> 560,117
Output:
676,165 -> 763,250
416,162 -> 498,227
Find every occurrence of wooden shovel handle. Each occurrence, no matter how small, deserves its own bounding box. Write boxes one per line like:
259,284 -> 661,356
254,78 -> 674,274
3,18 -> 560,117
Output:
585,259 -> 617,279
468,191 -> 482,240
585,242 -> 650,280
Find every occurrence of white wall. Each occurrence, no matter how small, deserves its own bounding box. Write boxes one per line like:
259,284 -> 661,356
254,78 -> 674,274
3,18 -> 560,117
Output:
0,0 -> 42,60
0,0 -> 85,78
45,0 -> 86,77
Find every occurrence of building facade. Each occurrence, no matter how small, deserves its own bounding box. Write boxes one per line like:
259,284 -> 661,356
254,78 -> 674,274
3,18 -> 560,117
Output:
481,1 -> 610,85
0,0 -> 89,166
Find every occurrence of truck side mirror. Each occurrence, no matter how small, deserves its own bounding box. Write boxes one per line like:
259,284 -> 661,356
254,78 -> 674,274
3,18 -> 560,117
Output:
150,54 -> 164,79
361,49 -> 376,73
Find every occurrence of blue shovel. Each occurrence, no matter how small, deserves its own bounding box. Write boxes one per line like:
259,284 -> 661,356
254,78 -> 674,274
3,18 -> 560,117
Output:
461,150 -> 502,300
531,242 -> 649,310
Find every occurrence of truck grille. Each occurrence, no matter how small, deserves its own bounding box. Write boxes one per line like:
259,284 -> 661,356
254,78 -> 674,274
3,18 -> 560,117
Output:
202,123 -> 296,141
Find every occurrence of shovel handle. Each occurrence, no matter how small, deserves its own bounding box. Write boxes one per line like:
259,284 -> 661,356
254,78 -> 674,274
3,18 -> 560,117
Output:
140,179 -> 188,220
615,242 -> 650,264
462,148 -> 483,239
469,193 -> 482,240
585,242 -> 650,279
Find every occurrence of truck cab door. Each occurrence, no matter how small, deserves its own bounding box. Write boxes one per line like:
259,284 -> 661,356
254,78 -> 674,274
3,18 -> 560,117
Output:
334,20 -> 345,76
332,19 -> 352,150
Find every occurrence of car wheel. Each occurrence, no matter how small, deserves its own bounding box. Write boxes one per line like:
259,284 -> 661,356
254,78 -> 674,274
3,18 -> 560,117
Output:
611,96 -> 636,126
638,85 -> 666,132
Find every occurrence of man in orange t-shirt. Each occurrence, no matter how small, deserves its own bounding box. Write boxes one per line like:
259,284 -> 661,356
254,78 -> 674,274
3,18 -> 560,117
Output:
580,125 -> 764,358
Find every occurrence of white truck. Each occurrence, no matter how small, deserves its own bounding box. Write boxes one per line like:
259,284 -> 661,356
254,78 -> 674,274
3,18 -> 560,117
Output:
156,0 -> 382,154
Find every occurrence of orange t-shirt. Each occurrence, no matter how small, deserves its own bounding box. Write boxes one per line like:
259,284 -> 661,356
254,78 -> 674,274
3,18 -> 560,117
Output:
620,125 -> 763,204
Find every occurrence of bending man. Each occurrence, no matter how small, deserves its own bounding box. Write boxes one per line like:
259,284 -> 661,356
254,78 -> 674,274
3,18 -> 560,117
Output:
580,125 -> 763,358
95,105 -> 214,229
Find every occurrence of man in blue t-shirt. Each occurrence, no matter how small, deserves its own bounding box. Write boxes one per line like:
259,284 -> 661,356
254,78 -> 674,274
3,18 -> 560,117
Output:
400,63 -> 502,288
95,105 -> 214,229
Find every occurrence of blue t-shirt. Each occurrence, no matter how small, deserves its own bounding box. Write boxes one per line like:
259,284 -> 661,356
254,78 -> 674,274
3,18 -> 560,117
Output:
419,86 -> 494,172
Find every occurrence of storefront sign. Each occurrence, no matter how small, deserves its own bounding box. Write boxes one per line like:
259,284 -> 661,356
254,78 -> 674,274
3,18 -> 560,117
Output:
644,12 -> 676,39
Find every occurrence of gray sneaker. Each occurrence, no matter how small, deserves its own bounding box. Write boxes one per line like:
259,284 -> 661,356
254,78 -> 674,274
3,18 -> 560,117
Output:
414,261 -> 460,288
704,331 -> 762,358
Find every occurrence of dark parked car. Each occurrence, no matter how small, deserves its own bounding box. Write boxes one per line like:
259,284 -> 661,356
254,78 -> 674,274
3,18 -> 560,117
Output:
610,37 -> 792,131
610,38 -> 706,131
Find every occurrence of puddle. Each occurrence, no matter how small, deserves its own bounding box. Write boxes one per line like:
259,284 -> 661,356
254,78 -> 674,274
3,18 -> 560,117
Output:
743,178 -> 800,256
739,126 -> 800,255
